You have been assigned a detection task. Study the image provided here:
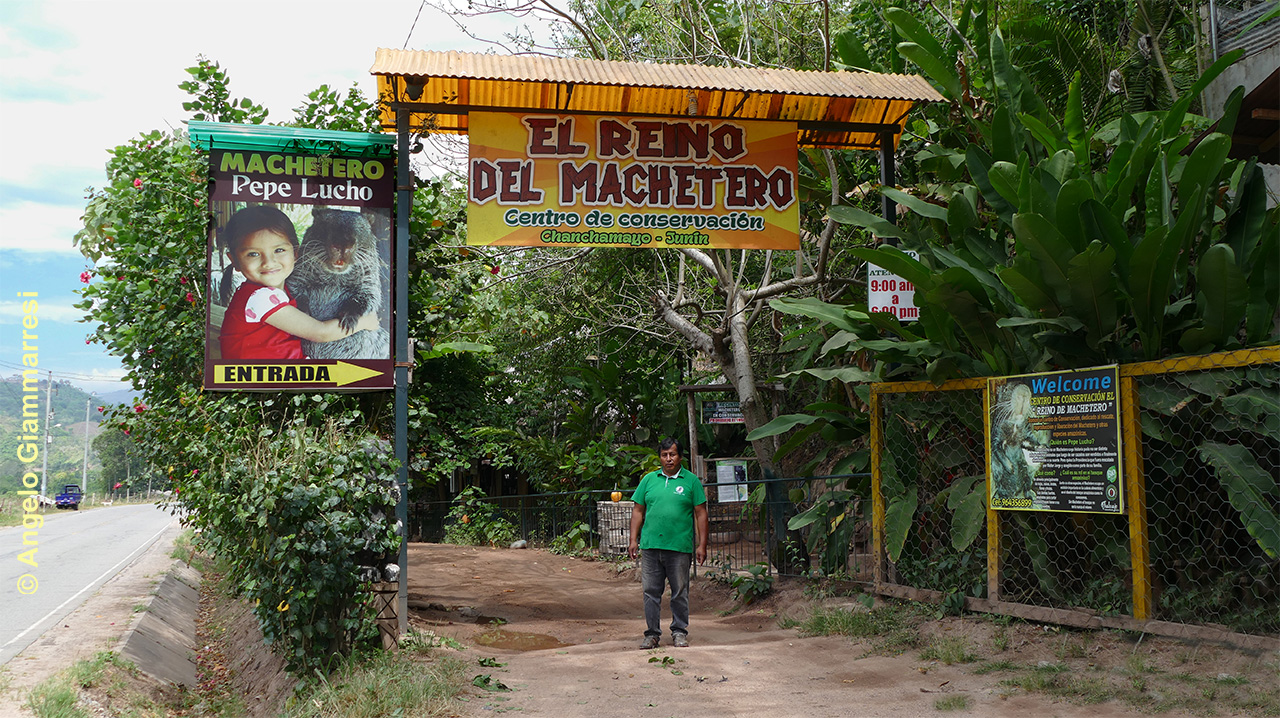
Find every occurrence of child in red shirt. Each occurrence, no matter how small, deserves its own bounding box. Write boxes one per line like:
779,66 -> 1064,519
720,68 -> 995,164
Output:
218,206 -> 378,360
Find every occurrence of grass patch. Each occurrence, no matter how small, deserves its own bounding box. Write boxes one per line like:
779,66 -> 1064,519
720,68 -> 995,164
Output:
286,648 -> 470,718
169,528 -> 204,568
25,676 -> 85,718
796,602 -> 925,654
0,498 -> 24,528
933,694 -> 971,711
920,636 -> 979,665
25,651 -> 183,718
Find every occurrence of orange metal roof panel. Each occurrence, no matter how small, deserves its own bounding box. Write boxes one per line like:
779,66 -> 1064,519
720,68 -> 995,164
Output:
370,48 -> 942,150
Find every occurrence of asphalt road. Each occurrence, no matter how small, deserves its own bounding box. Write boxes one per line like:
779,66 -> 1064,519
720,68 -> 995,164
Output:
0,503 -> 177,665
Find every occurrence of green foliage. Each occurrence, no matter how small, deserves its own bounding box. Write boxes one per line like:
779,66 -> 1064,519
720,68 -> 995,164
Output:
548,521 -> 593,555
180,423 -> 401,674
730,562 -> 775,604
178,57 -> 267,124
785,473 -> 870,574
768,0 -> 1279,579
291,83 -> 382,133
443,487 -> 518,547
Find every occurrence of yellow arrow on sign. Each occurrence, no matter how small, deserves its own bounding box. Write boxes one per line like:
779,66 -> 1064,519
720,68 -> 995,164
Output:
215,361 -> 385,387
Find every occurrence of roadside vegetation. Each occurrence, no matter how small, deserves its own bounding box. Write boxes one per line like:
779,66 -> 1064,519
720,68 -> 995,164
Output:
789,597 -> 1280,716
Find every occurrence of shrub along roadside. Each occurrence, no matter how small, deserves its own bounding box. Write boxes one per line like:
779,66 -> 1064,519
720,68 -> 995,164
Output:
178,421 -> 401,674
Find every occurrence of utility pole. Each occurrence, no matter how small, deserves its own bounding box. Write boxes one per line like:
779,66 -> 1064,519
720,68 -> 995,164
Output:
81,399 -> 91,493
39,371 -> 53,511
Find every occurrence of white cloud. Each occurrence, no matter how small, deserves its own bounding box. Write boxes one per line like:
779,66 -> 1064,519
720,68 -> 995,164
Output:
0,202 -> 85,253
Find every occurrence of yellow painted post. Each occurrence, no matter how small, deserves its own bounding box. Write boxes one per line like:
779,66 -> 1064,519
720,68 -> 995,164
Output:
1122,375 -> 1152,621
870,388 -> 885,586
984,382 -> 1001,603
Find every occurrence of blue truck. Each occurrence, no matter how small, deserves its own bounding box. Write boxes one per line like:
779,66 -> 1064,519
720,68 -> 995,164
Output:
55,484 -> 83,510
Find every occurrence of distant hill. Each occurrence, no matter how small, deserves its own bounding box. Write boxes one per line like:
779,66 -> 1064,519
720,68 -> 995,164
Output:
1,376 -> 105,494
96,387 -> 139,407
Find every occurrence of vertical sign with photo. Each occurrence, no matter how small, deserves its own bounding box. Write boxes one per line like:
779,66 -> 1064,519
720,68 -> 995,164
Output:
987,365 -> 1123,513
203,148 -> 394,391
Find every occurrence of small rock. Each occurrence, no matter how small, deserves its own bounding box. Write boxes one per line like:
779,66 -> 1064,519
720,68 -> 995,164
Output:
510,540 -> 528,549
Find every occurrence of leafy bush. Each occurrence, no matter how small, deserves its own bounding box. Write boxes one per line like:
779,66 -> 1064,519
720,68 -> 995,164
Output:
731,563 -> 775,604
181,424 -> 400,674
548,521 -> 593,555
443,487 -> 518,547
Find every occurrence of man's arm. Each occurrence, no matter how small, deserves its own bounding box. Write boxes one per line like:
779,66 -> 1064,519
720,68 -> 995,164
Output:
628,504 -> 646,559
693,503 -> 709,565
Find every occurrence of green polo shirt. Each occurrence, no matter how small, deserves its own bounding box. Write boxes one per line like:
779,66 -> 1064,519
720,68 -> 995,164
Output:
630,467 -> 706,553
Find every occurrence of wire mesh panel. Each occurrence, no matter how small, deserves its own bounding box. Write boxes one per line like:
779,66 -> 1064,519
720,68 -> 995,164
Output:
993,510 -> 1133,614
1136,360 -> 1280,636
871,349 -> 1280,640
877,387 -> 988,604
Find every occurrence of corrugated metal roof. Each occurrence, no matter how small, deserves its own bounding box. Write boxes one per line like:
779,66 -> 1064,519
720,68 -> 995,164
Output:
370,49 -> 943,150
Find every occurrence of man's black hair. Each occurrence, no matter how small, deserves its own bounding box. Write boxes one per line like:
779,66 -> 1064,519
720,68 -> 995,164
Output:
658,437 -> 683,456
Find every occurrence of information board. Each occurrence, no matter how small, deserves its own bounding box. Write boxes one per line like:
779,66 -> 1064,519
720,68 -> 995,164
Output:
987,366 -> 1123,514
702,400 -> 744,424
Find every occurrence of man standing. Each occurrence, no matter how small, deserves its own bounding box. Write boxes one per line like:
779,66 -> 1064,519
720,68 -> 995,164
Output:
628,437 -> 708,649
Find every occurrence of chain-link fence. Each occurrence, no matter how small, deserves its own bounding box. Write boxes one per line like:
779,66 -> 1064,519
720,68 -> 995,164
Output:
869,348 -> 1280,641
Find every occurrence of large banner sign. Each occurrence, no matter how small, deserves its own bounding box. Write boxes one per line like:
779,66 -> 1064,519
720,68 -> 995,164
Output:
987,366 -> 1123,514
204,148 -> 394,392
467,112 -> 799,249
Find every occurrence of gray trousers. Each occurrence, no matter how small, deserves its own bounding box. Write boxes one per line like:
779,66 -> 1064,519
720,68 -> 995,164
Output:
641,548 -> 691,638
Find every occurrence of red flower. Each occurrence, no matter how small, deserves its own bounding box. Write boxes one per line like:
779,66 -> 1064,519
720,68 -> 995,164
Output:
80,271 -> 91,283
133,178 -> 143,188
114,482 -> 123,489
134,404 -> 146,413
117,275 -> 124,281
179,276 -> 188,284
97,406 -> 105,412
185,292 -> 195,303
490,265 -> 500,275
85,338 -> 91,344
123,429 -> 129,435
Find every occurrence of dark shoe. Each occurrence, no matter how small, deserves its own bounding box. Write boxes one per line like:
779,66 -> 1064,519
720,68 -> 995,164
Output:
672,632 -> 689,648
640,635 -> 660,650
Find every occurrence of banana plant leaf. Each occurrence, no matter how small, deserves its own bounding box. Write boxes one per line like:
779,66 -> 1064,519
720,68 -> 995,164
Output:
1198,442 -> 1280,559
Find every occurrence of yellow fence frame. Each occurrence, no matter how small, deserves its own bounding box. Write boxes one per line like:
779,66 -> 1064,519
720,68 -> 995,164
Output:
868,346 -> 1280,649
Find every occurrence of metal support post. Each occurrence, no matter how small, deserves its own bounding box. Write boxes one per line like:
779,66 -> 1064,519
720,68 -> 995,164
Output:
879,131 -> 897,227
394,108 -> 412,638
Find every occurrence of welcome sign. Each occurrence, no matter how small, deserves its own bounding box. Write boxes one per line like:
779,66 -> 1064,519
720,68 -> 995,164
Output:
467,112 -> 799,249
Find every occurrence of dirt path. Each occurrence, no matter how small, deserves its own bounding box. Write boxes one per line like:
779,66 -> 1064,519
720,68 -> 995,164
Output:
408,544 -> 1277,718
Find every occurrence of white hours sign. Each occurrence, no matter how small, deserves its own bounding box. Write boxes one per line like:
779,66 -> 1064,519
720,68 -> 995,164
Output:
868,249 -> 919,322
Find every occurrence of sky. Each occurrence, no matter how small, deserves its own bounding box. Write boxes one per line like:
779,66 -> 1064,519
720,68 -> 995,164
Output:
0,0 -> 525,397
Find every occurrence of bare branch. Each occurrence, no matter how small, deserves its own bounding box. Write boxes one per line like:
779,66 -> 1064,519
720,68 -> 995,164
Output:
654,290 -> 714,355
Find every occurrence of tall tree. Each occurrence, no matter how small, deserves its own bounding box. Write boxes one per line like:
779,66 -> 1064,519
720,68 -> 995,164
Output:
424,0 -> 884,475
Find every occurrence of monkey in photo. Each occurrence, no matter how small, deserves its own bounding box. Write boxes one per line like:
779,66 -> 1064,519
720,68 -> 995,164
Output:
990,381 -> 1050,502
287,208 -> 390,360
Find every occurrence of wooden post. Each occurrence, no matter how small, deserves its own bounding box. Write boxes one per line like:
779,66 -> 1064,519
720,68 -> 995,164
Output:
1122,376 -> 1152,620
984,382 -> 1001,604
870,388 -> 886,586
